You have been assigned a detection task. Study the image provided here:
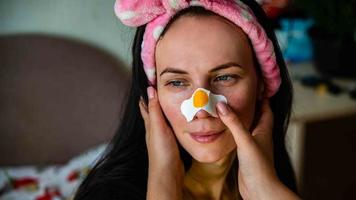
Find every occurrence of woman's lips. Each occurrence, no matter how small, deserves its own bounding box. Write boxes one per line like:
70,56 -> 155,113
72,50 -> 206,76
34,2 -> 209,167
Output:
189,130 -> 224,144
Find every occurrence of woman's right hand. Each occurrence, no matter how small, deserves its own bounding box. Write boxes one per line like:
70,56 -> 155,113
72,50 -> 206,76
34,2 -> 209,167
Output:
139,86 -> 185,200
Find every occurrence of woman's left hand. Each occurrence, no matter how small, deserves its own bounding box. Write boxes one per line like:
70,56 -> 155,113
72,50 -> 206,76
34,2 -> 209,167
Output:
216,98 -> 301,200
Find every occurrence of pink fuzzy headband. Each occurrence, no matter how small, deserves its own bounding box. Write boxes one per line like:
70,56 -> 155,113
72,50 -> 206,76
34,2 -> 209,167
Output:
114,0 -> 281,97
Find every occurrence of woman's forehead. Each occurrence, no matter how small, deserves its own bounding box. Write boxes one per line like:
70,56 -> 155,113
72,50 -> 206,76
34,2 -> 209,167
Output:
155,14 -> 253,73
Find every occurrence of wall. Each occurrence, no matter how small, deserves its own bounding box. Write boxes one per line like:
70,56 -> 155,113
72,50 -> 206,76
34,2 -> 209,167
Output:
0,0 -> 135,67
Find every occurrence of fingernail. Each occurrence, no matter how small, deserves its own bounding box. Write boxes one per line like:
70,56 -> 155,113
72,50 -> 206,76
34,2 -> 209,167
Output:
217,102 -> 229,115
147,86 -> 155,99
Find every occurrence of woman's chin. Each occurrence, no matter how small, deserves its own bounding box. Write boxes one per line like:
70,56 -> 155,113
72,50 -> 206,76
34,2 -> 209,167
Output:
191,153 -> 221,163
188,146 -> 235,164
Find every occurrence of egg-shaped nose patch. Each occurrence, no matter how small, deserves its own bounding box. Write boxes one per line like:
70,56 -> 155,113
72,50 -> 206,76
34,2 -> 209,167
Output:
180,88 -> 227,122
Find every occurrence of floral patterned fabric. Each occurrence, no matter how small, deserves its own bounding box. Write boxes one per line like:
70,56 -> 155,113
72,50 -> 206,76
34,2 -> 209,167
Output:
0,144 -> 107,200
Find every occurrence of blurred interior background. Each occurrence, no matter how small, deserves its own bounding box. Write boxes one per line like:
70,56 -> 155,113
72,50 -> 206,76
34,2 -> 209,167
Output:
0,0 -> 355,199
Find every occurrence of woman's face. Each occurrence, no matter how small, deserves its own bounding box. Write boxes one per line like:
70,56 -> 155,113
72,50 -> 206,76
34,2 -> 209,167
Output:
155,14 -> 262,163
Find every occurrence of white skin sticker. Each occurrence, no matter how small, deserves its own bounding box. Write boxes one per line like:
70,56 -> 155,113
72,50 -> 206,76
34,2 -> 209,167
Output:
180,88 -> 228,122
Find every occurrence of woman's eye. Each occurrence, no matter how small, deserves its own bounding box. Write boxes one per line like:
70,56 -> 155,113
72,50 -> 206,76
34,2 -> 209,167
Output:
214,74 -> 237,82
167,80 -> 186,87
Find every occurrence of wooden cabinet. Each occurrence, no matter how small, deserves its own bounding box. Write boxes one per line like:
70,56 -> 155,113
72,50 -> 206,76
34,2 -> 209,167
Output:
286,63 -> 356,199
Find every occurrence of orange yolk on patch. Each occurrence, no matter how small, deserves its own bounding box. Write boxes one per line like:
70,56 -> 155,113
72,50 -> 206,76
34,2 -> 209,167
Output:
193,90 -> 209,108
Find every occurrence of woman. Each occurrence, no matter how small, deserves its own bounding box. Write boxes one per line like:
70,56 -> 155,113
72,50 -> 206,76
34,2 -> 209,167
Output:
74,0 -> 301,199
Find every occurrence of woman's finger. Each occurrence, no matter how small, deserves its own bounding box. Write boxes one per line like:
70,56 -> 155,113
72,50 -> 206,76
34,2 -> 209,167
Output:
146,86 -> 169,131
251,98 -> 274,165
252,98 -> 274,137
216,101 -> 253,148
139,96 -> 148,117
139,96 -> 149,128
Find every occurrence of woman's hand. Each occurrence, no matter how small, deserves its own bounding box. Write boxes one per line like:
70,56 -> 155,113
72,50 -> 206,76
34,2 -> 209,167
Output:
216,98 -> 301,200
139,86 -> 184,200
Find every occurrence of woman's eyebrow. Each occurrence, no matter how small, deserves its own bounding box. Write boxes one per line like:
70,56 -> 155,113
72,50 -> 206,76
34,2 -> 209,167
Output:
159,62 -> 243,77
209,62 -> 243,73
160,68 -> 188,77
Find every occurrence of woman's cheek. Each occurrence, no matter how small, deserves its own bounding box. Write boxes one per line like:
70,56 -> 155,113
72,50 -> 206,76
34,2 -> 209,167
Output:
224,89 -> 256,130
158,92 -> 187,129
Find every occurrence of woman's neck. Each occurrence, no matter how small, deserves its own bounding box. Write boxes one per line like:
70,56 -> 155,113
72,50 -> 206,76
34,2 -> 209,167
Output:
184,150 -> 237,200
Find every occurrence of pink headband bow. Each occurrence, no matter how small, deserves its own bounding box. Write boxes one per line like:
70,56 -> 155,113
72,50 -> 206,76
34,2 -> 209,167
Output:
114,0 -> 281,97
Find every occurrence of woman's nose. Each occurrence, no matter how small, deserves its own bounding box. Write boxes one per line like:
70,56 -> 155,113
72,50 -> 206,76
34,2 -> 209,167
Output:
193,109 -> 212,120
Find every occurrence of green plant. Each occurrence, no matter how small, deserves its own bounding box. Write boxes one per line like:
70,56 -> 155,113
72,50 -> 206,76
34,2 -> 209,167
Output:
295,0 -> 356,38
